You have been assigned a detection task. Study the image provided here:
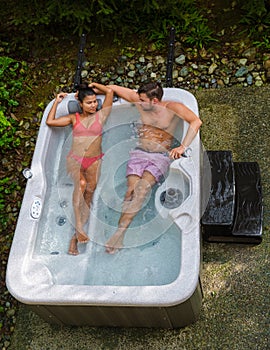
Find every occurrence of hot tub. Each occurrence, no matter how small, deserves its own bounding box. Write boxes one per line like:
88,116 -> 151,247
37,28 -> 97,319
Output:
6,88 -> 207,328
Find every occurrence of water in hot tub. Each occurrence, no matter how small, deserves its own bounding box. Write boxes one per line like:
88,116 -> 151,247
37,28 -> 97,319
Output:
33,104 -> 185,286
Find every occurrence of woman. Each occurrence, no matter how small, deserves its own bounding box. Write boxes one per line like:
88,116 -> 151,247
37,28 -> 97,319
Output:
46,82 -> 113,255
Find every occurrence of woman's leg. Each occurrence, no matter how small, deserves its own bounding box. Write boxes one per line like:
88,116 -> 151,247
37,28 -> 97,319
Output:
66,157 -> 90,245
73,171 -> 90,242
81,159 -> 101,227
68,234 -> 79,255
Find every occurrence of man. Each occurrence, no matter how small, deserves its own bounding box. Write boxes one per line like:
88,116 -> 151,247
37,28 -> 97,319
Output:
99,82 -> 202,254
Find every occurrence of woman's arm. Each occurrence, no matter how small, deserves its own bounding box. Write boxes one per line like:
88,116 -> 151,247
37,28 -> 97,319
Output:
89,82 -> 113,120
46,93 -> 73,127
90,82 -> 113,109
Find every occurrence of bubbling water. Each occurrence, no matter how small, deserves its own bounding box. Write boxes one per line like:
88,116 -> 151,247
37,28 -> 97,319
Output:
32,103 -> 190,286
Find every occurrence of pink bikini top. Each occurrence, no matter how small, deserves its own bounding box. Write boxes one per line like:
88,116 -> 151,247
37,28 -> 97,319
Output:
73,112 -> 102,137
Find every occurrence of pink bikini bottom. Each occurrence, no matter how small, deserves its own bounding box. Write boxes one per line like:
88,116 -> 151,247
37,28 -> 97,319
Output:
67,151 -> 104,170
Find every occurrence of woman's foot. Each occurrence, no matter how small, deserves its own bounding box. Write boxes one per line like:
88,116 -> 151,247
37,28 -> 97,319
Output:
68,234 -> 79,255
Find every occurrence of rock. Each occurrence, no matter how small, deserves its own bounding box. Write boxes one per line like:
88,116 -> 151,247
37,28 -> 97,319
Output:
263,59 -> 270,70
266,69 -> 270,81
139,56 -> 145,63
119,55 -> 127,62
208,63 -> 218,74
217,79 -> 225,86
82,61 -> 91,69
116,66 -> 125,75
235,66 -> 249,77
100,77 -> 109,84
175,54 -> 186,65
127,70 -> 136,78
255,79 -> 263,87
223,77 -> 230,85
172,70 -> 179,79
116,77 -> 123,83
248,63 -> 255,72
247,74 -> 253,85
81,70 -> 88,78
221,57 -> 229,65
174,42 -> 183,56
155,56 -> 165,65
179,67 -> 189,77
6,309 -> 15,317
238,58 -> 248,66
242,47 -> 257,60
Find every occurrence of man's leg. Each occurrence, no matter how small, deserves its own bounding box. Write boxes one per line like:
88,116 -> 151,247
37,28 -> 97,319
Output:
105,171 -> 156,254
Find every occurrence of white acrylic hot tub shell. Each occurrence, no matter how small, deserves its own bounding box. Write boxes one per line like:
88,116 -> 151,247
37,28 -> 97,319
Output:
6,88 -> 203,328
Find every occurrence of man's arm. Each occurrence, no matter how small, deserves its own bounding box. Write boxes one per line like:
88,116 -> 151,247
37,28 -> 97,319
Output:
90,84 -> 139,103
105,85 -> 140,103
167,101 -> 202,159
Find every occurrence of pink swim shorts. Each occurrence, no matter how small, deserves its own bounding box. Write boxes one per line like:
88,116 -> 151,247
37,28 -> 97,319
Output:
126,148 -> 171,182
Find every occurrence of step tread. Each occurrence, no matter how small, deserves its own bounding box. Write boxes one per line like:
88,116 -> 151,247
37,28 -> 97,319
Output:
201,150 -> 235,226
232,162 -> 263,237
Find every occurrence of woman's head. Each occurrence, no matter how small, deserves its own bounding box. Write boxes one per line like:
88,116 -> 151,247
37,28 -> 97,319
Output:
77,82 -> 96,102
77,83 -> 98,113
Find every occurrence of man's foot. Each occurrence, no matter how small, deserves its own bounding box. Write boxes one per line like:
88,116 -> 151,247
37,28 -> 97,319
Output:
76,229 -> 90,243
68,234 -> 79,255
105,231 -> 124,254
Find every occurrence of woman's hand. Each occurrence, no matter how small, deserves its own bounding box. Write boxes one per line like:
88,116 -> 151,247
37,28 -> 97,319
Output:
88,82 -> 101,94
56,92 -> 68,103
46,92 -> 72,127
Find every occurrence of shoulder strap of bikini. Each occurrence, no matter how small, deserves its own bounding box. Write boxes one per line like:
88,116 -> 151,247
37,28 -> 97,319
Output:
75,112 -> 80,124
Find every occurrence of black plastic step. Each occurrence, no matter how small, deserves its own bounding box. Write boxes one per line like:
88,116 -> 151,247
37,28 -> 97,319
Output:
201,150 -> 235,233
202,159 -> 263,244
231,162 -> 263,243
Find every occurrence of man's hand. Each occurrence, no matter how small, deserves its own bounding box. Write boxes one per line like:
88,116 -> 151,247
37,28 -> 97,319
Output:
169,144 -> 186,159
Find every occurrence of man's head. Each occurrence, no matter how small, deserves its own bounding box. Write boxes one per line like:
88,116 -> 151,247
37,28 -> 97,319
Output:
137,82 -> 164,111
138,82 -> 164,101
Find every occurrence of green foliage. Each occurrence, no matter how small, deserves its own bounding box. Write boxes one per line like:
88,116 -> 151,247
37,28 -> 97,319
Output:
0,177 -> 21,229
0,57 -> 26,112
144,0 -> 216,49
5,0 -> 216,50
0,110 -> 20,149
253,35 -> 270,50
0,56 -> 27,150
239,0 -> 270,41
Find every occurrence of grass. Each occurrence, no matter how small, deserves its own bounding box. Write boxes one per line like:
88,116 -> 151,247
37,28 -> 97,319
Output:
8,86 -> 270,350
